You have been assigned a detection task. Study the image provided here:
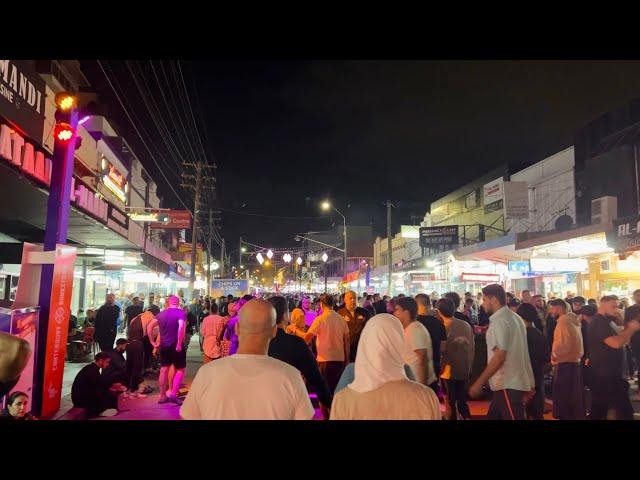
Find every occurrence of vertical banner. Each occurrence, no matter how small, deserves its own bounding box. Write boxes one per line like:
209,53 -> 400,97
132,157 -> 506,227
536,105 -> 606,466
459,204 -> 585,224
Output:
40,245 -> 76,418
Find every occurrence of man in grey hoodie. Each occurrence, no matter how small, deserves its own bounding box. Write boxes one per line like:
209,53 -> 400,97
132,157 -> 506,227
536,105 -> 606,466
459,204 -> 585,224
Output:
549,299 -> 585,420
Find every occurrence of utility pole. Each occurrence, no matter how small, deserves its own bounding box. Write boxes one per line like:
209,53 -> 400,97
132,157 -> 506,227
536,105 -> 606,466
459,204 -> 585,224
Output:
387,200 -> 393,297
220,238 -> 226,277
181,161 -> 215,295
239,236 -> 243,271
206,209 -> 213,296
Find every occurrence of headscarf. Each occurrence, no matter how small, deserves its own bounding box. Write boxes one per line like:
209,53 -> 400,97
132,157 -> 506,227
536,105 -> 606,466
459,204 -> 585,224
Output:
348,313 -> 410,393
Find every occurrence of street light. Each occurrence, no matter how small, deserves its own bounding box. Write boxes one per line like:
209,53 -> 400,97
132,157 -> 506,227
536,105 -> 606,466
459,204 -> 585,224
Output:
296,256 -> 303,294
321,200 -> 347,278
256,252 -> 264,265
266,249 -> 273,259
322,252 -> 328,293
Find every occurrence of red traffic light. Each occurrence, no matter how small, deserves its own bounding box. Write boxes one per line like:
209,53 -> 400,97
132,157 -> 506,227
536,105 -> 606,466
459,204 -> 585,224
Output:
55,123 -> 74,143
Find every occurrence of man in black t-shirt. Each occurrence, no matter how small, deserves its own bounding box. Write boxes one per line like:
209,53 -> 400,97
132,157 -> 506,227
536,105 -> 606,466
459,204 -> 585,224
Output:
95,294 -> 120,352
624,290 -> 640,393
338,290 -> 371,362
588,296 -> 640,420
445,292 -> 474,328
124,297 -> 144,327
415,293 -> 447,400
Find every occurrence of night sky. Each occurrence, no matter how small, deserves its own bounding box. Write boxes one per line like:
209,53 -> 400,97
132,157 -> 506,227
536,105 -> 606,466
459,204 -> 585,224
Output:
82,60 -> 640,253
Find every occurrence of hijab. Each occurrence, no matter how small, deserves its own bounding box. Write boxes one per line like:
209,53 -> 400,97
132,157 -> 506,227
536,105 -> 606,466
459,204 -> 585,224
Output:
348,313 -> 410,393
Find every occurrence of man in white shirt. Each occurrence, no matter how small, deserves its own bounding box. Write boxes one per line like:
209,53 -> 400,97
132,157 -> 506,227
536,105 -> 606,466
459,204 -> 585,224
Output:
305,294 -> 349,396
469,284 -> 535,420
393,297 -> 438,392
180,299 -> 314,420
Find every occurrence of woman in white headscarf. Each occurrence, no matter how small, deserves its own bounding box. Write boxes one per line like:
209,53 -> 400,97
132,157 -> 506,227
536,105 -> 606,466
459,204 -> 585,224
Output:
330,313 -> 441,420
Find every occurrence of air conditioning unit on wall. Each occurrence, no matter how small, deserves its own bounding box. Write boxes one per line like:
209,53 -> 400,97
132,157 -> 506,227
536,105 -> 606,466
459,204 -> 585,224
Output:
591,196 -> 617,225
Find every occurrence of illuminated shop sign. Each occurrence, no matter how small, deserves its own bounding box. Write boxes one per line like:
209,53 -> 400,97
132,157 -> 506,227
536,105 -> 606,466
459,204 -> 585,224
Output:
0,122 -> 52,186
529,258 -> 588,273
0,60 -> 45,142
100,157 -> 128,204
460,273 -> 500,282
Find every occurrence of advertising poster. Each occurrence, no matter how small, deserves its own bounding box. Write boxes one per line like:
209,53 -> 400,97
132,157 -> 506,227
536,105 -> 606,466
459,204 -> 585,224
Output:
211,279 -> 249,297
40,245 -> 77,418
483,177 -> 504,214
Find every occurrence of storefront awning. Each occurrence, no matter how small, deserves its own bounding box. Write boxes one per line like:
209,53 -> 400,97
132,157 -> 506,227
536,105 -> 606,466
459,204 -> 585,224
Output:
454,232 -> 522,263
0,162 -> 139,250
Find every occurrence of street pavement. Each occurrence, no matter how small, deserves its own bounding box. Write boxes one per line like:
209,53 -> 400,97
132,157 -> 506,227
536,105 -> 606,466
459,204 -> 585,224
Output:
54,336 -> 640,420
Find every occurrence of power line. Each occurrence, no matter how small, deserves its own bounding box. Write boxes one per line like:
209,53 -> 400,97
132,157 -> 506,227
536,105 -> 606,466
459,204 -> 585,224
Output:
97,60 -> 191,212
125,60 -> 188,179
101,61 -> 184,183
214,206 -> 331,220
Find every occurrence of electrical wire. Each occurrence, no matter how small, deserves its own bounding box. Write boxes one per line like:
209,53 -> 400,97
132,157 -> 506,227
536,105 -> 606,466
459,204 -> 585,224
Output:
126,60 -> 192,178
100,61 -> 184,183
97,60 -> 191,212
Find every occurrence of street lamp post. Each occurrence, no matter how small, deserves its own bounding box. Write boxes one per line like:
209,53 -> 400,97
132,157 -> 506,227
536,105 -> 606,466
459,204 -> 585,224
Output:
322,252 -> 328,293
321,201 -> 347,278
296,256 -> 303,294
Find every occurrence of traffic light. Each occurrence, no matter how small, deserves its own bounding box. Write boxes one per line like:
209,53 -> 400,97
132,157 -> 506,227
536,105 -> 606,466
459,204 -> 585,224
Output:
54,122 -> 74,143
53,92 -> 78,147
55,92 -> 77,111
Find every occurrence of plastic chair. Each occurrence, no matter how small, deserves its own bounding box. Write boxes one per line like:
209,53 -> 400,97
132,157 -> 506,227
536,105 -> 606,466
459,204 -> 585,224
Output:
83,327 -> 98,355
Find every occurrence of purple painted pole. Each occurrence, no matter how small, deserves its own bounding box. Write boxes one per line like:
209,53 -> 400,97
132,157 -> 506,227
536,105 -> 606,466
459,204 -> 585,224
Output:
32,109 -> 78,416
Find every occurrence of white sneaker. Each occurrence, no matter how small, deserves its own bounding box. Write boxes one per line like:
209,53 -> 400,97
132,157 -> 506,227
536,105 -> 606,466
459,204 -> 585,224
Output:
98,408 -> 118,417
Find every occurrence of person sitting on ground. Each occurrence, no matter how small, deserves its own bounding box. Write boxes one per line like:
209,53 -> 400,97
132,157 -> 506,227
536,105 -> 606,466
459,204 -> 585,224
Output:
71,352 -> 124,418
330,313 -> 441,420
103,338 -> 129,389
267,296 -> 332,419
0,391 -> 36,420
180,299 -> 315,420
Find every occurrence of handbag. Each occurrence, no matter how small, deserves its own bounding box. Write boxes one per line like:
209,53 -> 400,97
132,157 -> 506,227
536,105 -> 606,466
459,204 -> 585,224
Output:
218,318 -> 231,357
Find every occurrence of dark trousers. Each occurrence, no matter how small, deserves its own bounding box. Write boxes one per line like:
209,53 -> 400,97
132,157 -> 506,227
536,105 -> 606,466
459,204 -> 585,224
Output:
487,389 -> 526,420
318,361 -> 345,396
79,392 -> 118,418
590,377 -> 634,420
97,333 -> 115,352
526,372 -> 546,420
126,340 -> 144,392
444,379 -> 470,420
143,336 -> 154,370
552,363 -> 585,420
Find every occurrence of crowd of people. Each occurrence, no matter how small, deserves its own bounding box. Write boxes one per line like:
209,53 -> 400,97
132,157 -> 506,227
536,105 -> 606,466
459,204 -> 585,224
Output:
48,285 -> 640,420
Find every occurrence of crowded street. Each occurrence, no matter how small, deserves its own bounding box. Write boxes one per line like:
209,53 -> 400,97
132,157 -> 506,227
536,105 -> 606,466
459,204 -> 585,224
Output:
4,58 -> 640,422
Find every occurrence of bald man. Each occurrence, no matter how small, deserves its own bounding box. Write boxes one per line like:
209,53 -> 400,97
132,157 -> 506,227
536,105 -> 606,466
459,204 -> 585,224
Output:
337,290 -> 370,362
147,295 -> 187,405
180,299 -> 315,420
